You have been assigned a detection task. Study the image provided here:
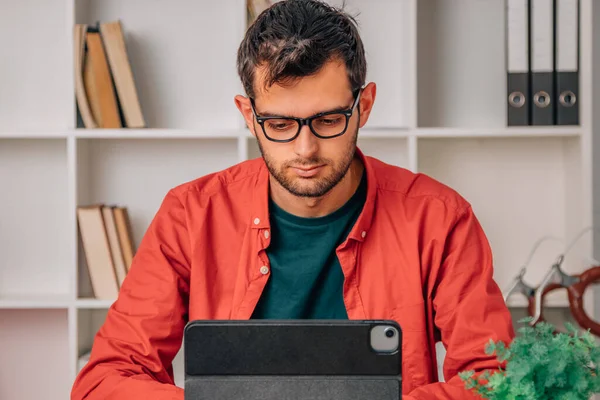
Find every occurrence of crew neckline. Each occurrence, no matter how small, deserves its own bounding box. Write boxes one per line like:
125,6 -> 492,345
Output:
268,172 -> 367,227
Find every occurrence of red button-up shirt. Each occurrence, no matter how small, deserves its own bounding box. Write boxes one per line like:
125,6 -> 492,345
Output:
71,148 -> 515,400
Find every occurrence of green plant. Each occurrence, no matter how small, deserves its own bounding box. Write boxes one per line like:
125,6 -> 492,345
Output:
459,318 -> 600,400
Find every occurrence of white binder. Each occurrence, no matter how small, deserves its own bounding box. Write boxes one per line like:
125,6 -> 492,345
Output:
506,0 -> 530,126
530,0 -> 555,125
555,0 -> 579,125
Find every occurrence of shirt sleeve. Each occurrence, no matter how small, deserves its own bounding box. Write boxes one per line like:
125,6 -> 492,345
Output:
405,205 -> 516,399
71,191 -> 190,400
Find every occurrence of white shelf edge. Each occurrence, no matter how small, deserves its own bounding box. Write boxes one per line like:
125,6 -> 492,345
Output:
415,126 -> 582,138
0,127 -> 582,140
0,296 -> 569,310
0,296 -> 72,309
74,127 -> 412,139
0,131 -> 69,139
358,127 -> 411,138
73,128 -> 245,139
75,298 -> 115,309
0,297 -> 119,309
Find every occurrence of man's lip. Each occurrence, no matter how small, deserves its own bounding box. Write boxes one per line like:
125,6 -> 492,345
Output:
293,165 -> 323,171
290,165 -> 325,177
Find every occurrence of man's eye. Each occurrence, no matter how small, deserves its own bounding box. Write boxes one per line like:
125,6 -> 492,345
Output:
267,121 -> 294,131
320,117 -> 342,125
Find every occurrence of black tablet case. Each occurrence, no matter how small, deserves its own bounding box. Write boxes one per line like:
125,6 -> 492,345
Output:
184,320 -> 402,400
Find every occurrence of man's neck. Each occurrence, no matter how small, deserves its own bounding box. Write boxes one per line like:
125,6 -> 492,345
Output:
269,157 -> 364,218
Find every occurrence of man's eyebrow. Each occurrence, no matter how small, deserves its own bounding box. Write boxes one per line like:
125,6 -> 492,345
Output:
257,104 -> 351,118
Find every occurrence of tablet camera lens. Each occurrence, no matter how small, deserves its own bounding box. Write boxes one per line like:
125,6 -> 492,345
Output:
384,327 -> 395,338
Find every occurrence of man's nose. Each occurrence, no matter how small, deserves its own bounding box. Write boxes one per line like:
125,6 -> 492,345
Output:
293,124 -> 319,159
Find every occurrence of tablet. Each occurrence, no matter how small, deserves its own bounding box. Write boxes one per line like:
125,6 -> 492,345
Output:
183,319 -> 402,400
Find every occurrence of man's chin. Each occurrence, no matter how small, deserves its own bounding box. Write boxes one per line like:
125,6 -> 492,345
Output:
284,178 -> 336,198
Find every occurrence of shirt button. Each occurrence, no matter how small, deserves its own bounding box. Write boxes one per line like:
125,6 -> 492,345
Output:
361,231 -> 367,238
260,266 -> 269,275
264,230 -> 270,239
254,218 -> 260,225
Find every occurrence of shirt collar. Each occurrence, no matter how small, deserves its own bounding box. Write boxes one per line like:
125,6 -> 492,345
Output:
250,147 -> 376,242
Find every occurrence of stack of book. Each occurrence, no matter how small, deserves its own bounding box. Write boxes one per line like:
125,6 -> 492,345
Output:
77,205 -> 136,300
74,20 -> 145,129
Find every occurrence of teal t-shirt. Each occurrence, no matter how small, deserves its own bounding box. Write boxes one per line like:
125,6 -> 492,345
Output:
251,173 -> 367,319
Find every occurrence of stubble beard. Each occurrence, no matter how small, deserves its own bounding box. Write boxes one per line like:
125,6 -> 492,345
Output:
256,127 -> 358,198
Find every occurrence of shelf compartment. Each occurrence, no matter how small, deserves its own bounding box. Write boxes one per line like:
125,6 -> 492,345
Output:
75,0 -> 246,130
0,310 -> 70,399
357,137 -> 410,169
75,138 -> 239,298
418,136 -> 584,307
0,139 -> 71,298
77,308 -> 108,361
326,0 -> 413,128
417,0 -> 508,128
0,0 -> 72,131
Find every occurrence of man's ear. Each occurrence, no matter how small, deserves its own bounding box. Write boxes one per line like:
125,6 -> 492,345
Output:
357,82 -> 377,128
234,95 -> 257,137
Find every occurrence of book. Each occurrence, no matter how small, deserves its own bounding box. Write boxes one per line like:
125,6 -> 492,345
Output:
99,20 -> 146,128
113,206 -> 136,272
77,205 -> 120,299
74,24 -> 97,128
83,28 -> 123,128
102,205 -> 128,287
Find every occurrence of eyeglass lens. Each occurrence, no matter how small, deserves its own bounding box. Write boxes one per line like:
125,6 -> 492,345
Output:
262,113 -> 347,141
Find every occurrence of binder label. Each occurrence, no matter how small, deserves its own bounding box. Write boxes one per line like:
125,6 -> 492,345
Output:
556,0 -> 578,71
531,0 -> 554,72
507,0 -> 529,72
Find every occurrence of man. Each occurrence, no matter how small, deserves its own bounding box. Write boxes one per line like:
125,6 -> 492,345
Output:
71,0 -> 515,399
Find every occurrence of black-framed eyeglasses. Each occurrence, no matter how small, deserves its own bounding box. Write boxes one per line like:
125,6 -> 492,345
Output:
249,89 -> 362,143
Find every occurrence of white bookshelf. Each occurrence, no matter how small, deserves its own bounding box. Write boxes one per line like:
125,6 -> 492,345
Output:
0,0 -> 598,399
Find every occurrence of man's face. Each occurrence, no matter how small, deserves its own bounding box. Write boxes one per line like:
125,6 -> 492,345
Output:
248,60 -> 362,198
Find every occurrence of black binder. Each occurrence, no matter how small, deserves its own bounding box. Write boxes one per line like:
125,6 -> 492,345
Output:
554,0 -> 579,125
530,0 -> 556,125
506,0 -> 531,126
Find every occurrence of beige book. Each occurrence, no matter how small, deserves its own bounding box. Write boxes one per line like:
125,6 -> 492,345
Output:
102,206 -> 128,287
83,31 -> 122,128
74,24 -> 97,128
77,205 -> 120,300
99,20 -> 146,128
113,207 -> 135,271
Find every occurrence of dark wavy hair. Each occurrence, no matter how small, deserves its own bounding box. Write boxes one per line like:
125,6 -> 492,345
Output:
237,0 -> 367,99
